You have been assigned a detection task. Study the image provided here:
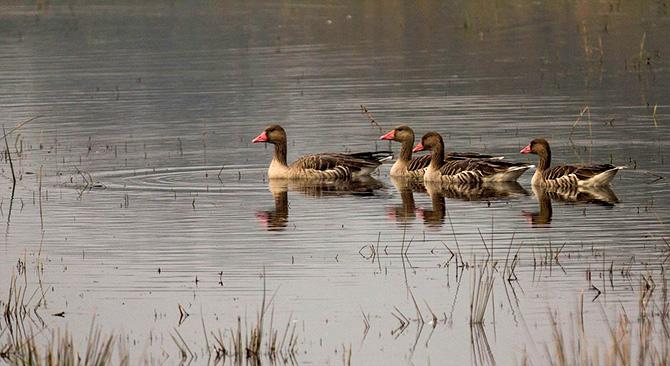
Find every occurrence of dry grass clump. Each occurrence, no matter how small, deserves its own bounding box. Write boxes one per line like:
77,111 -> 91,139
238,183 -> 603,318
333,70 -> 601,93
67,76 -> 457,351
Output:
209,276 -> 299,365
470,260 -> 495,325
536,275 -> 670,366
2,268 -> 298,366
1,273 -> 124,366
1,326 -> 122,366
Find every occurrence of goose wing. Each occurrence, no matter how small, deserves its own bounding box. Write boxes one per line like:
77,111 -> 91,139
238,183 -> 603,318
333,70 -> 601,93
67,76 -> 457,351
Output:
407,154 -> 431,172
439,158 -> 526,176
543,164 -> 615,181
439,159 -> 494,176
438,159 -> 531,182
411,152 -> 502,173
571,164 -> 617,180
292,153 -> 382,171
445,151 -> 501,160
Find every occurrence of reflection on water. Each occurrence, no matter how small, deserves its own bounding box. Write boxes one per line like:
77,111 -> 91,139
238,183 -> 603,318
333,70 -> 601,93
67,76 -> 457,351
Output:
524,185 -> 620,226
419,181 -> 446,228
258,177 -> 384,231
257,181 -> 289,231
387,177 -> 422,224
471,325 -> 496,366
435,181 -> 528,202
390,177 -> 529,228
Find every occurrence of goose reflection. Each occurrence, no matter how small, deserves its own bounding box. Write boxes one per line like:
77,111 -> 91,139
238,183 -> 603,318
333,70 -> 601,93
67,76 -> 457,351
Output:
255,180 -> 290,231
523,185 -> 619,227
387,176 -> 426,225
388,178 -> 528,228
436,181 -> 528,202
387,177 -> 447,228
256,177 -> 384,231
419,181 -> 527,228
417,181 -> 446,228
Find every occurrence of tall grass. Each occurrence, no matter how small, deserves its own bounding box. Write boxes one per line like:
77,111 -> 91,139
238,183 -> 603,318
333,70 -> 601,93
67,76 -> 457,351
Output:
538,276 -> 670,366
1,271 -> 122,366
470,261 -> 495,325
210,275 -> 299,364
1,269 -> 299,365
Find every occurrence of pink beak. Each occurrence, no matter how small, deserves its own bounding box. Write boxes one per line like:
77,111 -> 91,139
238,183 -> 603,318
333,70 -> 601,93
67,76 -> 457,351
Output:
252,131 -> 268,143
412,143 -> 425,153
519,144 -> 531,154
380,130 -> 395,140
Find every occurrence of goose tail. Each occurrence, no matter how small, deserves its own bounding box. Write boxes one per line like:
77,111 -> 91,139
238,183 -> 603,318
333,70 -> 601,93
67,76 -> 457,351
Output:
349,150 -> 394,163
579,166 -> 625,187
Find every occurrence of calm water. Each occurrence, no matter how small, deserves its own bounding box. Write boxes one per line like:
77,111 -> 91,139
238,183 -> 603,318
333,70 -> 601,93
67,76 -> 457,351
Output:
1,1 -> 669,365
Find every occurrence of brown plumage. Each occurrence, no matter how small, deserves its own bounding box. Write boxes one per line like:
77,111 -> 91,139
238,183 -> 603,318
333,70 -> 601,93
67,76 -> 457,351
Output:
379,125 -> 501,178
252,124 -> 392,180
520,138 -> 624,188
412,132 -> 532,184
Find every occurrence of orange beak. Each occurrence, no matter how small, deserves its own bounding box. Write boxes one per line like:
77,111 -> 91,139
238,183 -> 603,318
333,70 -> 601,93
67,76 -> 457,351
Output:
252,131 -> 268,143
519,144 -> 531,154
379,130 -> 395,140
412,143 -> 425,153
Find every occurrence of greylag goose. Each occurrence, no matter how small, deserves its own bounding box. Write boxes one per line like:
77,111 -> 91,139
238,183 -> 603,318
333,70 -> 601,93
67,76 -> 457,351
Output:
412,132 -> 532,183
252,124 -> 392,179
520,138 -> 624,187
379,125 -> 501,177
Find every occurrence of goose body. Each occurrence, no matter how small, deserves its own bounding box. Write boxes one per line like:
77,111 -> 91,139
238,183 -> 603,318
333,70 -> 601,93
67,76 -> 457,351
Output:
253,124 -> 391,180
520,138 -> 624,188
379,125 -> 501,178
412,132 -> 531,184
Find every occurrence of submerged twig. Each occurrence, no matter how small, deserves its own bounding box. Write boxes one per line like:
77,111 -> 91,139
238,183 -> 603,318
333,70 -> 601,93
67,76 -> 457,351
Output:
3,126 -> 16,194
360,105 -> 383,132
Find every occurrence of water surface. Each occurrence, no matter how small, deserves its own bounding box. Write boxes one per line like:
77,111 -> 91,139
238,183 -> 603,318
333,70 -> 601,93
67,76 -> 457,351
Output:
1,1 -> 669,364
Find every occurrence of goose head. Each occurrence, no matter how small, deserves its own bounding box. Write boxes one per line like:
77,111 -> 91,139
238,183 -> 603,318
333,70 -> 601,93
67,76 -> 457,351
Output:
520,138 -> 550,157
252,124 -> 286,145
412,132 -> 442,153
380,125 -> 415,144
